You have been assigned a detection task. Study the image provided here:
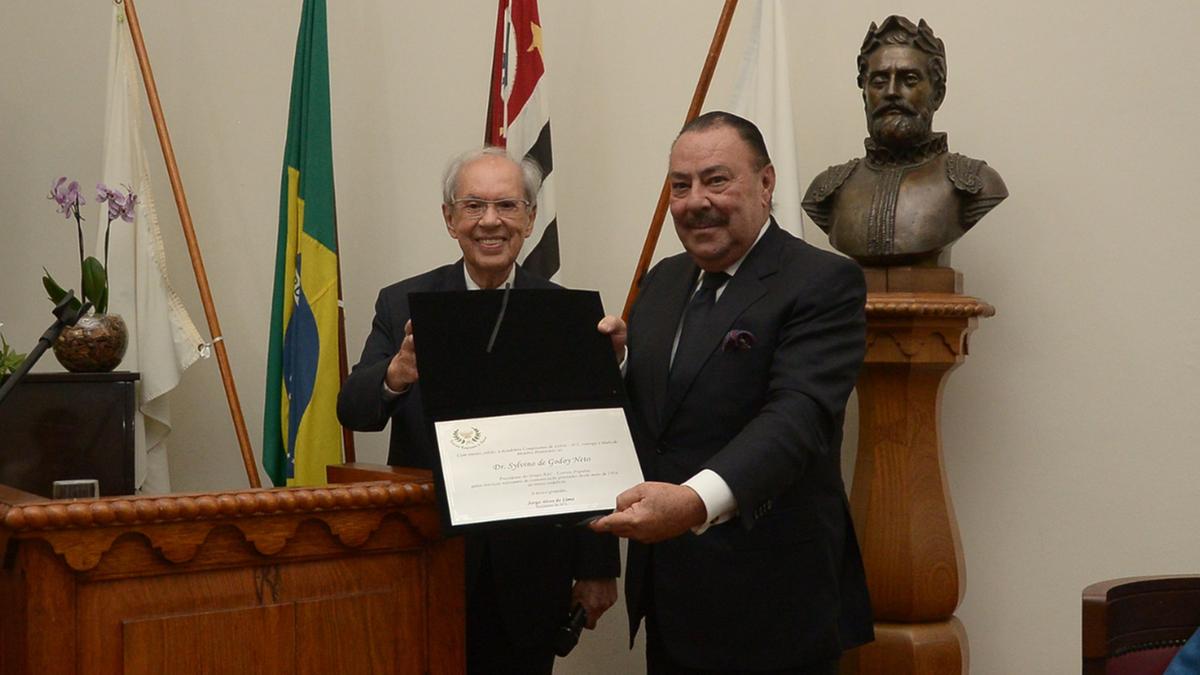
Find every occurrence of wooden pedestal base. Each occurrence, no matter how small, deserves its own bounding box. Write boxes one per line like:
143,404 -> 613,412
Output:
842,619 -> 969,674
842,268 -> 992,675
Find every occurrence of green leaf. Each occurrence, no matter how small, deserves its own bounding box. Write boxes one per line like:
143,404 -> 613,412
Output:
0,333 -> 26,377
41,268 -> 81,313
97,284 -> 109,316
81,256 -> 108,314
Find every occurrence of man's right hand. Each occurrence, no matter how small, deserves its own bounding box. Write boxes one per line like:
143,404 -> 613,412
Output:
385,320 -> 418,393
589,482 -> 707,543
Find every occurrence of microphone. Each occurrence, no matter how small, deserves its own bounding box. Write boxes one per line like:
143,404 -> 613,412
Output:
485,282 -> 512,354
0,292 -> 91,407
553,603 -> 588,657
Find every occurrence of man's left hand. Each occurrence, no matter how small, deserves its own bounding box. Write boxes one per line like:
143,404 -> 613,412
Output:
589,482 -> 707,543
570,578 -> 617,629
596,315 -> 627,365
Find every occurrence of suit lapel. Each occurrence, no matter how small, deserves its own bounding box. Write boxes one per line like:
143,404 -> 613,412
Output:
445,260 -> 470,291
659,223 -> 784,427
513,263 -> 531,289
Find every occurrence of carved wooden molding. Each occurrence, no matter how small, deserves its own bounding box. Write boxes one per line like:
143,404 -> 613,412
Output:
0,481 -> 434,533
53,510 -> 437,572
866,330 -> 965,361
866,292 -> 995,319
0,482 -> 442,573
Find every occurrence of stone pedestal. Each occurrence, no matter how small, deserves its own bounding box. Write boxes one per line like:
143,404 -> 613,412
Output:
843,267 -> 993,675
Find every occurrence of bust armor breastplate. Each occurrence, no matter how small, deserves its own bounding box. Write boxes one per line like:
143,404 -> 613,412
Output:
803,133 -> 1006,267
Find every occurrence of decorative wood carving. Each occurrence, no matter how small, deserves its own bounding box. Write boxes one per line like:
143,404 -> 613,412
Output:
866,295 -> 994,319
0,481 -> 437,573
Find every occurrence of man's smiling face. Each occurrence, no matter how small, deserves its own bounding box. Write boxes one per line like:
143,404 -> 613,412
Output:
668,124 -> 775,272
442,154 -> 534,288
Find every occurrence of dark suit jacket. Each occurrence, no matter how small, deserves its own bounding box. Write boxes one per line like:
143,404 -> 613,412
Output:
337,260 -> 620,650
624,223 -> 873,670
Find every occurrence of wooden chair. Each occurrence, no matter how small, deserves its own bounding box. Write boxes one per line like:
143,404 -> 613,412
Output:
1083,576 -> 1200,674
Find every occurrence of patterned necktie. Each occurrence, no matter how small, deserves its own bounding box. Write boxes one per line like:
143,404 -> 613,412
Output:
668,271 -> 730,398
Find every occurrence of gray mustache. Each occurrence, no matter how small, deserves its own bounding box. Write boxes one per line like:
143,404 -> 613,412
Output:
681,211 -> 728,228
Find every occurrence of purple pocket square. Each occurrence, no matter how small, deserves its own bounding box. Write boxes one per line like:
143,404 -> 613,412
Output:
723,329 -> 756,352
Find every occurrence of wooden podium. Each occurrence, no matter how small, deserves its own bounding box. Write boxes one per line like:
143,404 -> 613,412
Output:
0,468 -> 463,674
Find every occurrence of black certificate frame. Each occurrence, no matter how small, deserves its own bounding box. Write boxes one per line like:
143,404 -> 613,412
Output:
408,288 -> 634,535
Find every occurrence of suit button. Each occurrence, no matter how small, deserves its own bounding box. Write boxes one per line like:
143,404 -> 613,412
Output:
655,447 -> 664,455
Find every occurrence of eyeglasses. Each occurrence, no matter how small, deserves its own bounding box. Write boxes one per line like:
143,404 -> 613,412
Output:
451,198 -> 531,219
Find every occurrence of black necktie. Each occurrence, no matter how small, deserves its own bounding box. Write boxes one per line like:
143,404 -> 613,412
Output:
667,271 -> 730,397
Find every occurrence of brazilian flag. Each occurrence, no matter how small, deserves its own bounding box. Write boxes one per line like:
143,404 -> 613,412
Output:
263,0 -> 342,486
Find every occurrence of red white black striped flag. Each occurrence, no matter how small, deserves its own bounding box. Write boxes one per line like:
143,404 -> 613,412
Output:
485,0 -> 560,280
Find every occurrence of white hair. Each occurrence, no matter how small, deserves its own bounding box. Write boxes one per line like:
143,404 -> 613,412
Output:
441,146 -> 543,207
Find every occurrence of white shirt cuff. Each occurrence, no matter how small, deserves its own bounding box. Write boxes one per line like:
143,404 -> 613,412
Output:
683,469 -> 738,535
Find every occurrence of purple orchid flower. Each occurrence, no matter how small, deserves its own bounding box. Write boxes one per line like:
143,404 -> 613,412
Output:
117,192 -> 138,222
722,329 -> 756,352
49,177 -> 84,218
96,183 -> 137,222
95,183 -> 138,271
96,182 -> 118,203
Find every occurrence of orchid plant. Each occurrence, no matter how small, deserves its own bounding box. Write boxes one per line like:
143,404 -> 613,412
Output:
43,177 -> 137,315
0,323 -> 26,379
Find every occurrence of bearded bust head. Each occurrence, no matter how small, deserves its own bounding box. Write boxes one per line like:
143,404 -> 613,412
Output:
857,16 -> 947,150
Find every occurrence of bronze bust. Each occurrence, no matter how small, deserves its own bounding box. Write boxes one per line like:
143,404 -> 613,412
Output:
803,16 -> 1007,266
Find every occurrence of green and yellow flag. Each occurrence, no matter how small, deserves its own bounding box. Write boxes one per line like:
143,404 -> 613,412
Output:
263,0 -> 342,486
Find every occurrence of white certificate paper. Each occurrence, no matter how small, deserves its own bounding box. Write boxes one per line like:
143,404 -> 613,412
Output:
433,407 -> 644,526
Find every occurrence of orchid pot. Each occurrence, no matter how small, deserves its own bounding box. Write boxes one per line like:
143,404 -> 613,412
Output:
52,313 -> 128,373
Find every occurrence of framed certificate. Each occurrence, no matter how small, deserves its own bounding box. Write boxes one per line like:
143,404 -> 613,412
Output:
408,288 -> 643,533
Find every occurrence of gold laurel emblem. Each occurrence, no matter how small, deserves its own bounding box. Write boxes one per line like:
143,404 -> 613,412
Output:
450,427 -> 485,449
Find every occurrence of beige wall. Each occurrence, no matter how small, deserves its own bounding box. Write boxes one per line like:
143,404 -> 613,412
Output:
3,1 -> 1199,673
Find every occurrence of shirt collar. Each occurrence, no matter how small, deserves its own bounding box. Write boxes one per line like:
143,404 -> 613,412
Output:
463,263 -> 517,291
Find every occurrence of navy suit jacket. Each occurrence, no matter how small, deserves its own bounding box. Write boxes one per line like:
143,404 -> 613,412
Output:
623,223 -> 874,669
337,260 -> 620,649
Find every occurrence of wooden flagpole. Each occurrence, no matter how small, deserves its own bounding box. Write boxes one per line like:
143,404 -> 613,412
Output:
120,0 -> 262,488
621,0 -> 739,321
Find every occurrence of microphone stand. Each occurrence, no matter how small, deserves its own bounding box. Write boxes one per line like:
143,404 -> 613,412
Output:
0,293 -> 92,407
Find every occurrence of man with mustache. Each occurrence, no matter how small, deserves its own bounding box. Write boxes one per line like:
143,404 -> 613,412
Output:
592,112 -> 873,673
338,147 -> 618,674
803,15 -> 1007,266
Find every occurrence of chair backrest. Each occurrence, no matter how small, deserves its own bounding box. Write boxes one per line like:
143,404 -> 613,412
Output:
1083,576 -> 1200,675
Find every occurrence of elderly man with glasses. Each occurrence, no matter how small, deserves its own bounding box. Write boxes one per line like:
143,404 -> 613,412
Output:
338,147 -> 618,675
